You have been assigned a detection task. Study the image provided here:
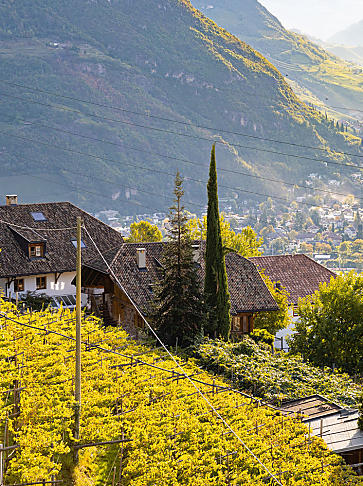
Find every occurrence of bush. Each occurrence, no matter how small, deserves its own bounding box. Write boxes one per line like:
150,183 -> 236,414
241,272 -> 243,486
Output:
20,291 -> 52,311
289,272 -> 363,375
192,338 -> 361,407
254,274 -> 291,335
250,328 -> 274,346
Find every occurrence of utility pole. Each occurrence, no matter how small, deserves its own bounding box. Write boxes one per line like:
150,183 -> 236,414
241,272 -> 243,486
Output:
74,216 -> 82,460
0,444 -> 3,486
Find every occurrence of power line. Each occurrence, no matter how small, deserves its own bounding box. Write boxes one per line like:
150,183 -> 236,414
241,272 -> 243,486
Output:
12,165 -> 363,221
306,101 -> 363,116
83,226 -> 284,486
0,83 -> 362,160
1,68 -> 362,117
0,307 -> 346,481
5,117 -> 361,200
21,173 -> 179,215
0,219 -> 77,232
0,133 -> 344,210
4,159 -> 205,210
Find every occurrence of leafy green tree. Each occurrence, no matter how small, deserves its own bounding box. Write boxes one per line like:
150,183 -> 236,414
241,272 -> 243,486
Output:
258,208 -> 269,228
204,145 -> 231,340
300,242 -> 313,255
254,274 -> 291,335
151,172 -> 204,347
315,242 -> 332,254
185,214 -> 263,257
260,225 -> 275,239
337,240 -> 363,270
270,237 -> 288,254
289,272 -> 363,374
294,211 -> 306,230
128,220 -> 162,243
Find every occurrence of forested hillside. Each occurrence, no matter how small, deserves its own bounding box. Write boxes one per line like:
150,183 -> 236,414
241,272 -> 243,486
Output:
193,0 -> 363,123
0,299 -> 361,484
0,0 -> 361,213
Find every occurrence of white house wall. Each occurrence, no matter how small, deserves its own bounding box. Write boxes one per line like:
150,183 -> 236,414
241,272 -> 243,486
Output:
0,272 -> 87,305
274,307 -> 299,351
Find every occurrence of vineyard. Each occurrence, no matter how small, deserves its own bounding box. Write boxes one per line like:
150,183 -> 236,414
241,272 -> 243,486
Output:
0,298 -> 361,485
192,338 -> 361,407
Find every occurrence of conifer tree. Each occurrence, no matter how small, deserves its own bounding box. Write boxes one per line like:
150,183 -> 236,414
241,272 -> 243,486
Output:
355,210 -> 363,239
204,145 -> 231,339
151,171 -> 204,346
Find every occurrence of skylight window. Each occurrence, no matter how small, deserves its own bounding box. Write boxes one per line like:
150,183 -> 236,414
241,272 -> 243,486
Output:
31,212 -> 47,221
71,239 -> 86,248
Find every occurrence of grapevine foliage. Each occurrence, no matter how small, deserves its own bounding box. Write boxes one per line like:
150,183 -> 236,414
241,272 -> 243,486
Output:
0,299 -> 361,485
193,338 -> 361,407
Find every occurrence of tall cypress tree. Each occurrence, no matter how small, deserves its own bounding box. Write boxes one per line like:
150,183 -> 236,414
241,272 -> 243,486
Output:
204,145 -> 231,339
151,171 -> 205,346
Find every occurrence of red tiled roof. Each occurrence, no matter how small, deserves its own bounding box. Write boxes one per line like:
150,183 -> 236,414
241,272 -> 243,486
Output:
84,242 -> 279,315
249,254 -> 336,305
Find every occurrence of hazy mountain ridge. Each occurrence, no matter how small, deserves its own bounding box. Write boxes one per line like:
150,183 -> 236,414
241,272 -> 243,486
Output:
193,0 -> 363,123
0,0 -> 360,213
329,19 -> 363,47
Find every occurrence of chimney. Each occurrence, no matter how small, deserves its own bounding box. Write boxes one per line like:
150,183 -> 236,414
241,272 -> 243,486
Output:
136,248 -> 146,269
192,244 -> 200,263
6,195 -> 18,206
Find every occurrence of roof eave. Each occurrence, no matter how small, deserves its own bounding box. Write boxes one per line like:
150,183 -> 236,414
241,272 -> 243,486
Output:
233,306 -> 279,314
0,268 -> 77,279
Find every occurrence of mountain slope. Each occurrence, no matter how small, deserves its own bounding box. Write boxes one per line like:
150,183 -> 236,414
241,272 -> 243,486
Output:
193,0 -> 363,124
325,45 -> 363,67
0,0 -> 360,214
329,19 -> 363,47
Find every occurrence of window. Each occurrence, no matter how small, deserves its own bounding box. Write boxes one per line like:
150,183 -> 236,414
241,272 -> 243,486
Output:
36,276 -> 46,290
242,315 -> 249,334
14,279 -> 24,292
232,316 -> 240,332
29,243 -> 44,258
51,295 -> 76,308
67,295 -> 76,305
71,239 -> 86,248
31,212 -> 47,221
61,295 -> 72,305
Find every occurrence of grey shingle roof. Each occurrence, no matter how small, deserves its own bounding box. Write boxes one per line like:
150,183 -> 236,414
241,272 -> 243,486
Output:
0,202 -> 124,278
84,242 -> 279,315
249,254 -> 336,305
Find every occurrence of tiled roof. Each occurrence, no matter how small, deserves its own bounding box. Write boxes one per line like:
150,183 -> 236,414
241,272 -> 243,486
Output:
0,202 -> 124,278
249,254 -> 336,305
84,242 -> 279,315
279,395 -> 342,420
308,409 -> 363,453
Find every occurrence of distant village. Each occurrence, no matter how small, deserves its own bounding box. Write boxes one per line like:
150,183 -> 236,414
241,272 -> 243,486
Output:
96,178 -> 363,274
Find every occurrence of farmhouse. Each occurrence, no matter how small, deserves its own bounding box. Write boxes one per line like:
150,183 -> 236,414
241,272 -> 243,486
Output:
0,196 -> 124,307
249,254 -> 336,309
79,242 -> 279,335
249,254 -> 336,348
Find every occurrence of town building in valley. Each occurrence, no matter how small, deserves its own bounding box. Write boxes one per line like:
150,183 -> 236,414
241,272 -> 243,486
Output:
0,196 -> 124,307
79,242 -> 279,334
